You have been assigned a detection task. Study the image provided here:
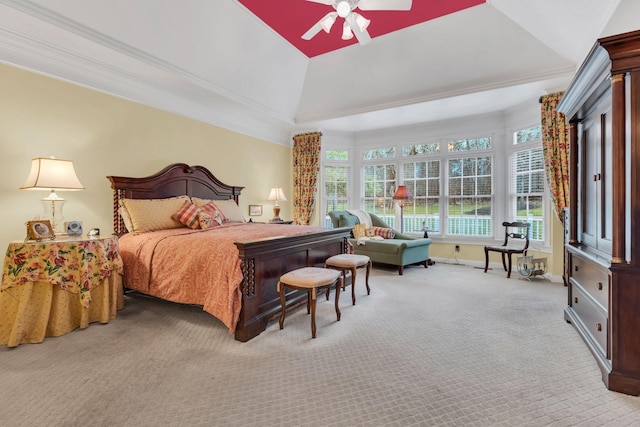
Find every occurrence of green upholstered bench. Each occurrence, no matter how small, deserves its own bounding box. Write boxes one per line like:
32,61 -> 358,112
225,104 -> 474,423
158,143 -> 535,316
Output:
328,211 -> 432,275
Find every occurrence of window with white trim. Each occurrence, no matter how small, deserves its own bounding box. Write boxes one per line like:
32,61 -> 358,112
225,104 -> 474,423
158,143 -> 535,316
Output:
402,158 -> 441,233
447,155 -> 493,237
362,147 -> 397,227
511,126 -> 545,241
324,150 -> 349,227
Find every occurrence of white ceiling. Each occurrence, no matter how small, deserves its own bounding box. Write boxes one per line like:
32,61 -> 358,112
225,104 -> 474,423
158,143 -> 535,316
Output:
0,0 -> 625,145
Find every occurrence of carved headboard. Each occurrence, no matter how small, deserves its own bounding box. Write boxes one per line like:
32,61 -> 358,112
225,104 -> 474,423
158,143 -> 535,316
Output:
107,163 -> 244,235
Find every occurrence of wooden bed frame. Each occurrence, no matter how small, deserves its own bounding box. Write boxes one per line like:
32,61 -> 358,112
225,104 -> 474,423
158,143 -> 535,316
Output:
107,163 -> 350,342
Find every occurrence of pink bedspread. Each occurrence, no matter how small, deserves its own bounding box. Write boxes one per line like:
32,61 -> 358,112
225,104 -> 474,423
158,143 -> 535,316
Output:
118,223 -> 326,333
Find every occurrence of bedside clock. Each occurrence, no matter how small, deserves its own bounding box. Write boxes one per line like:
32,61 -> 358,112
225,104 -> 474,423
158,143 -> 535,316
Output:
65,221 -> 83,236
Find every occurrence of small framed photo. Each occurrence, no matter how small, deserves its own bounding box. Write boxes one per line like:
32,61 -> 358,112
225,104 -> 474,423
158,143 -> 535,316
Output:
248,204 -> 263,216
64,221 -> 83,236
26,220 -> 55,241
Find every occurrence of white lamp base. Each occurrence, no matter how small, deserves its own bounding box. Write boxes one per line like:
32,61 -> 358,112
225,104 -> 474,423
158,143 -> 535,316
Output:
41,196 -> 65,234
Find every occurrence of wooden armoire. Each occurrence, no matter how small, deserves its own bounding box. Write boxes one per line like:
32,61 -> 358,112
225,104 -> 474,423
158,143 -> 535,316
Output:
558,29 -> 640,395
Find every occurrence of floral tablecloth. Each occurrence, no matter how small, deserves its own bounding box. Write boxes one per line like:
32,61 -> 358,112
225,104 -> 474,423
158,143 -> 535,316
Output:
1,236 -> 123,308
1,236 -> 124,347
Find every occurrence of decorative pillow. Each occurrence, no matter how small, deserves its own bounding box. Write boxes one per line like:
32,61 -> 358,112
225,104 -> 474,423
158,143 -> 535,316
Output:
200,202 -> 227,223
338,214 -> 359,228
212,199 -> 246,222
191,197 -> 213,208
198,212 -> 215,229
366,226 -> 395,239
352,223 -> 368,239
172,201 -> 202,229
121,196 -> 189,232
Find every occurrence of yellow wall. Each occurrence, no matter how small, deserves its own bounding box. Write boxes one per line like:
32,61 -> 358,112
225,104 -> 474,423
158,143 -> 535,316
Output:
0,63 -> 291,249
0,62 -> 565,280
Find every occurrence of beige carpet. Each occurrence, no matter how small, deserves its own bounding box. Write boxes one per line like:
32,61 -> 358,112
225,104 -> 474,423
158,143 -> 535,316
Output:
1,262 -> 639,426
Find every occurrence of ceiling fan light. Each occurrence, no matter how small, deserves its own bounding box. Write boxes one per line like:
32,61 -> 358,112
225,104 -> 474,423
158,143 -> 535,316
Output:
321,14 -> 336,33
354,13 -> 370,32
341,21 -> 354,40
336,1 -> 351,18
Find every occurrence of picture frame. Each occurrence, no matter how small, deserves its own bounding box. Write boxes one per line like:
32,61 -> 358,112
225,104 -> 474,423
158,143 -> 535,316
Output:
248,204 -> 262,216
64,220 -> 83,236
26,220 -> 55,241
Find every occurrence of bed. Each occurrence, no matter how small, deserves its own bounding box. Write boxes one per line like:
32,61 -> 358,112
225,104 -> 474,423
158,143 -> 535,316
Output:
107,163 -> 350,342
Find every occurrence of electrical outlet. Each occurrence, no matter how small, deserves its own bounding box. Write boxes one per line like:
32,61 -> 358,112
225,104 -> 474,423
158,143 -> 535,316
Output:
455,245 -> 460,252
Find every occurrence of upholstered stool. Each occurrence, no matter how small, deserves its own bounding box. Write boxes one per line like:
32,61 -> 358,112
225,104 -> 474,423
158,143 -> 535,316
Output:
278,267 -> 343,338
325,254 -> 371,305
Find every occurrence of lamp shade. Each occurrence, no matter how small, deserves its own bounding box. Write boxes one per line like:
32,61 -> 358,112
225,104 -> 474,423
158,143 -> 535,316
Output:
21,157 -> 85,194
353,13 -> 370,32
321,13 -> 337,33
267,187 -> 287,202
341,21 -> 354,40
392,185 -> 412,201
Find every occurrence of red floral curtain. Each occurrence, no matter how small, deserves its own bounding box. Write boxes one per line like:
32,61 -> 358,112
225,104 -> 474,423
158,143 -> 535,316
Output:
540,92 -> 570,222
292,132 -> 322,225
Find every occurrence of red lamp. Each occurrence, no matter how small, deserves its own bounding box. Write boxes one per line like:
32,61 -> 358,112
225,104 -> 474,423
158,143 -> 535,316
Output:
392,185 -> 413,233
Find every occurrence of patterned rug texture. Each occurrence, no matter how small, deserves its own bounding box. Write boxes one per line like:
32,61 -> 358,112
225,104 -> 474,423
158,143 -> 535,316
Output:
2,263 -> 639,426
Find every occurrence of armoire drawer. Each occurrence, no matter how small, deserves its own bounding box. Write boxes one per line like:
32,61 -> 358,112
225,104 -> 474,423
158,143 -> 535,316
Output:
571,284 -> 608,356
569,254 -> 609,311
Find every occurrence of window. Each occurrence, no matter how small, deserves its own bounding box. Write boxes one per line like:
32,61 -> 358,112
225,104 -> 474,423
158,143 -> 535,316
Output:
363,147 -> 395,160
326,150 -> 348,161
448,137 -> 491,152
447,156 -> 493,236
325,165 -> 349,213
324,150 -> 349,228
515,126 -> 542,145
328,128 -> 549,245
403,143 -> 439,156
402,160 -> 441,233
445,137 -> 493,237
512,126 -> 545,241
363,163 -> 397,227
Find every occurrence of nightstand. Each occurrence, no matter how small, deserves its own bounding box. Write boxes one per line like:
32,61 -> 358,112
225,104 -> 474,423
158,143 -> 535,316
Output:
0,235 -> 124,347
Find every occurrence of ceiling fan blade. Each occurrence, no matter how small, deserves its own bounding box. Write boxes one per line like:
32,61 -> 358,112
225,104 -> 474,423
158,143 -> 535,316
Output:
302,12 -> 337,40
346,14 -> 371,45
304,0 -> 334,5
358,0 -> 412,11
302,21 -> 323,40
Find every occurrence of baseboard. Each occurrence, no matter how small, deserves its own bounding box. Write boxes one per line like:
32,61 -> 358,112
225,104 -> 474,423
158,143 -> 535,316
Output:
430,257 -> 562,283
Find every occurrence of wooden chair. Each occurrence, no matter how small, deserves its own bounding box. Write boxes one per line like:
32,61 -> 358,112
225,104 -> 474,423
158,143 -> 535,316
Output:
483,221 -> 531,278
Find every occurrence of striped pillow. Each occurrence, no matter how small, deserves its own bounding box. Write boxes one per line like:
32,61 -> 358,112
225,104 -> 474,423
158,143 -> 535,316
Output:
366,227 -> 395,239
172,201 -> 202,229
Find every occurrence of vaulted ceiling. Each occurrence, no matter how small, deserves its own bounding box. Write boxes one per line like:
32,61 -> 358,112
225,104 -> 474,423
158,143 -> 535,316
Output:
0,0 -> 623,144
238,0 -> 486,58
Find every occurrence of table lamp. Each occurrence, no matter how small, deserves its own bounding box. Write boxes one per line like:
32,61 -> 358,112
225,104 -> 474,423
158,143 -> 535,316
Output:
392,185 -> 412,233
20,156 -> 85,233
267,187 -> 287,222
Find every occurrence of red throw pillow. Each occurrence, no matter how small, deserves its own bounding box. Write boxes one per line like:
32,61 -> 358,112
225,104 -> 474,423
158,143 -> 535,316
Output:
172,201 -> 202,229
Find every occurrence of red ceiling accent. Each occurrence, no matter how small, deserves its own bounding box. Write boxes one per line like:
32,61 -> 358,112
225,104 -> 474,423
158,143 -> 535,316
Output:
238,0 -> 485,58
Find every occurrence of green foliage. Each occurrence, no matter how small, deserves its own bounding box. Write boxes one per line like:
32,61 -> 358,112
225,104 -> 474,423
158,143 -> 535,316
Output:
363,147 -> 396,160
326,150 -> 348,160
448,137 -> 491,152
515,126 -> 542,144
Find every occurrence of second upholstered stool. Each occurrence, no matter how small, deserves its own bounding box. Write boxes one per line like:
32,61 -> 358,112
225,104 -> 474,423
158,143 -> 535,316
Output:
277,267 -> 343,338
325,254 -> 371,305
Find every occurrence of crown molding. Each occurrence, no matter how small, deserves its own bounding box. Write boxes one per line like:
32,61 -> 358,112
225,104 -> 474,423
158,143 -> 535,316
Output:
0,0 -> 295,145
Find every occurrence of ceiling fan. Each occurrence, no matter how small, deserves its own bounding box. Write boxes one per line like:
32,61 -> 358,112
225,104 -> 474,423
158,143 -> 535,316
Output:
302,0 -> 413,45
